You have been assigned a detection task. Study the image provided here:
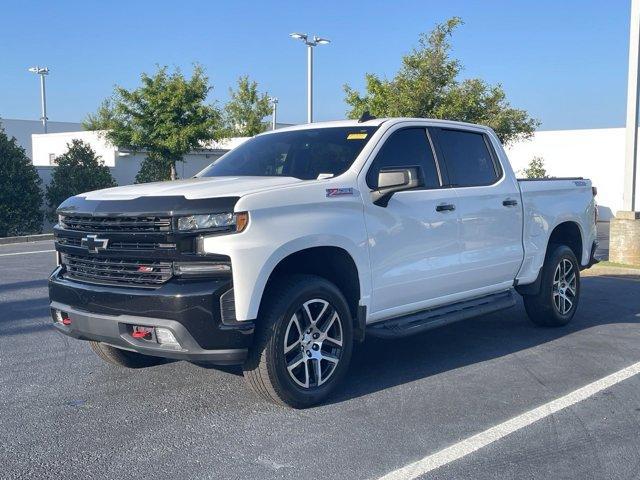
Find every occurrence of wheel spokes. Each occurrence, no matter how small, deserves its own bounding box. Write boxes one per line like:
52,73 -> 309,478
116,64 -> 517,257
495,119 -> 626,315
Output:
287,353 -> 304,372
321,313 -> 343,347
563,260 -> 573,279
322,352 -> 340,365
284,314 -> 303,353
283,298 -> 344,389
552,258 -> 578,315
312,358 -> 323,386
562,294 -> 573,311
303,299 -> 329,327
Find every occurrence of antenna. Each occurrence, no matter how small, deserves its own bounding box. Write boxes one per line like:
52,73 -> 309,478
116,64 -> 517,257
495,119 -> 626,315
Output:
358,111 -> 376,123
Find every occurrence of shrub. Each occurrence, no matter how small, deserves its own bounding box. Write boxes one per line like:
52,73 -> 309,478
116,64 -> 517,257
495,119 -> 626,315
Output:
45,139 -> 116,221
522,156 -> 549,179
0,124 -> 43,236
135,154 -> 172,183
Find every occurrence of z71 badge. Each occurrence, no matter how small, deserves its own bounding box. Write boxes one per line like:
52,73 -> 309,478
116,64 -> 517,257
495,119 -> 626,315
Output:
326,188 -> 354,197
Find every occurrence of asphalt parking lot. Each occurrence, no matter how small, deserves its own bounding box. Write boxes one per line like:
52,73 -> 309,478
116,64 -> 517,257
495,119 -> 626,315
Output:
1,240 -> 640,480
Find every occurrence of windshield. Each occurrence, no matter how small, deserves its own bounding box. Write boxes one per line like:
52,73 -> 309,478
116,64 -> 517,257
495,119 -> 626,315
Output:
198,126 -> 378,180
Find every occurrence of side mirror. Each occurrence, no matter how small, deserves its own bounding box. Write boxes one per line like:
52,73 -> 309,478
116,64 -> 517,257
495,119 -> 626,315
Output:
371,167 -> 421,207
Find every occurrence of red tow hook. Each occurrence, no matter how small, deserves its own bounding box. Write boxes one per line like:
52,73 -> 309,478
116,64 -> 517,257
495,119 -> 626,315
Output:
131,326 -> 154,340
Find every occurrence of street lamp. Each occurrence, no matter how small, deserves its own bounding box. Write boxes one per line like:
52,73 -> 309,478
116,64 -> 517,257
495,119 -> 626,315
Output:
28,66 -> 50,133
289,33 -> 330,123
269,97 -> 279,130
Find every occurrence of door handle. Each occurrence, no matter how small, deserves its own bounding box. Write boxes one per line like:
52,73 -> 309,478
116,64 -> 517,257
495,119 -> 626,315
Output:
436,203 -> 456,212
502,199 -> 518,207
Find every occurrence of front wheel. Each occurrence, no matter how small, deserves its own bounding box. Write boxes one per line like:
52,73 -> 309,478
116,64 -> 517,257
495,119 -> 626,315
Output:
523,244 -> 580,327
89,341 -> 165,368
243,275 -> 353,408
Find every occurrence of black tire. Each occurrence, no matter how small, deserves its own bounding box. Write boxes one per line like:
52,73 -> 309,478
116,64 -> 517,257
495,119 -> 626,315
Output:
89,341 -> 164,368
243,274 -> 354,408
523,244 -> 581,327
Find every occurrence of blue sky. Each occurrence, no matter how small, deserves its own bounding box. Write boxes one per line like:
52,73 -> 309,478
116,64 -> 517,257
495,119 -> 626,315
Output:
0,0 -> 631,130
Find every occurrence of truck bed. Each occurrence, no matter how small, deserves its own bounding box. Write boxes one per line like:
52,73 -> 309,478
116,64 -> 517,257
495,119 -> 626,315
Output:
515,177 -> 597,286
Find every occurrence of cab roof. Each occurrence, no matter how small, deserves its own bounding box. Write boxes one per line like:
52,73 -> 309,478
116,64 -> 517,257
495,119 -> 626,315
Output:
262,117 -> 493,134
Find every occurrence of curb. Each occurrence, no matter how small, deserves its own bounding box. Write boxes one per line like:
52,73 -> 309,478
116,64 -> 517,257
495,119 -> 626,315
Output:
583,264 -> 640,277
0,233 -> 54,246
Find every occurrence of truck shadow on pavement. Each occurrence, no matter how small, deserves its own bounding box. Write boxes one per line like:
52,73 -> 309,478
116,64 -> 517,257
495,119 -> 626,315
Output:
326,274 -> 640,406
0,297 -> 53,336
0,279 -> 48,294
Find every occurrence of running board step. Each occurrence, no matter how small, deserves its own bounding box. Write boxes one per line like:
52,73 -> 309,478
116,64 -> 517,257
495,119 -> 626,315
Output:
367,290 -> 516,339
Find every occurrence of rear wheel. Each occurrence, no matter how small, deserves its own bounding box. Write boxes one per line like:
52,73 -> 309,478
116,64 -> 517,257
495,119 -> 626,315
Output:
89,341 -> 164,368
243,275 -> 353,408
523,244 -> 580,327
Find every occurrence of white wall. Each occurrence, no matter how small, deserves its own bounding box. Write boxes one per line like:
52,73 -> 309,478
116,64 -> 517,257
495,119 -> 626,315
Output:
505,128 -> 625,220
32,130 -> 117,166
2,118 -> 82,159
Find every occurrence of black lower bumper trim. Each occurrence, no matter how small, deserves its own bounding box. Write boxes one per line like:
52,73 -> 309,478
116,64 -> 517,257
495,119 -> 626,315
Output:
49,267 -> 254,359
51,301 -> 248,365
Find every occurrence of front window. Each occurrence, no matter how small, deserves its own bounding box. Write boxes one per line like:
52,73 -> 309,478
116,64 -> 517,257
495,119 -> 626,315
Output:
198,127 -> 378,180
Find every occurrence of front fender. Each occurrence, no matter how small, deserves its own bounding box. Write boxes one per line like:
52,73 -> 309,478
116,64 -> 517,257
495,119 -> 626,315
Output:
201,201 -> 371,322
246,234 -> 370,322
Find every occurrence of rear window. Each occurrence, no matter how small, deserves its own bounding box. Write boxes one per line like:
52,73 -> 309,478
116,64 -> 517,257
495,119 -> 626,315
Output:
434,129 -> 500,187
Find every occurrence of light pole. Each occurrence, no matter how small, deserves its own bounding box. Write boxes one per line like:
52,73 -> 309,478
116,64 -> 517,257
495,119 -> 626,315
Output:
289,33 -> 330,123
270,97 -> 279,130
28,66 -> 50,133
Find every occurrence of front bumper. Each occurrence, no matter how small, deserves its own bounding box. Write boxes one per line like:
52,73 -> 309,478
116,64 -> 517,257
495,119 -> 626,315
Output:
49,268 -> 254,365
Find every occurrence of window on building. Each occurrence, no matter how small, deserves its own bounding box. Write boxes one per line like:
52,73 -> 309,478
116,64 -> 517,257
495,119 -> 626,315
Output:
49,153 -> 57,165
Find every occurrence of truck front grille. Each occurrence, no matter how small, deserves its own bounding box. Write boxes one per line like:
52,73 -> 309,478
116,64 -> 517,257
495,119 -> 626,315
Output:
56,237 -> 176,251
60,215 -> 172,232
62,253 -> 173,287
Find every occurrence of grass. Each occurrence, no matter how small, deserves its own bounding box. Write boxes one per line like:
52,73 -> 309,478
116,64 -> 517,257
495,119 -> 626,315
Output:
595,260 -> 640,270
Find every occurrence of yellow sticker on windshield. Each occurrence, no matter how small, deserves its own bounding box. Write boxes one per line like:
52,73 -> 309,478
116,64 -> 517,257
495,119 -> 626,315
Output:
347,133 -> 368,140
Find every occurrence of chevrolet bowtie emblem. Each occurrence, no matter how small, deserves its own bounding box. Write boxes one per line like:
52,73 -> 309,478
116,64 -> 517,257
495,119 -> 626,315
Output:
81,234 -> 109,253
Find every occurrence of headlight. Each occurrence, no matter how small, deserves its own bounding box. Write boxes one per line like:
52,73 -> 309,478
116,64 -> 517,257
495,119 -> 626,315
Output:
177,212 -> 249,232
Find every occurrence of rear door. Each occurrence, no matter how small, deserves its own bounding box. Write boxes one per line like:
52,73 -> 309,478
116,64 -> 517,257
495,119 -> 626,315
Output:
429,127 -> 523,293
361,125 -> 462,321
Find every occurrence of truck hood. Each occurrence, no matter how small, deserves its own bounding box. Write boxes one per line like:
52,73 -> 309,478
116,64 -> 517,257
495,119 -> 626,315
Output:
81,176 -> 304,201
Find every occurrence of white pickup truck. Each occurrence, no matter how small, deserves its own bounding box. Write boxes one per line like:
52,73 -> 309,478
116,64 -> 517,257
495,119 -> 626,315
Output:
49,117 -> 598,407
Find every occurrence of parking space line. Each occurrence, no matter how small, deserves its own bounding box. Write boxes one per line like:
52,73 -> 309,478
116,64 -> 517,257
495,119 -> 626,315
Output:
0,250 -> 55,257
377,361 -> 640,480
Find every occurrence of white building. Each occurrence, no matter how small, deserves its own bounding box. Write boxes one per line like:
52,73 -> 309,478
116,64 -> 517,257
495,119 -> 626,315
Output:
32,130 -> 119,167
31,130 -> 248,186
2,118 -> 82,159
26,123 -> 626,221
506,128 -> 625,221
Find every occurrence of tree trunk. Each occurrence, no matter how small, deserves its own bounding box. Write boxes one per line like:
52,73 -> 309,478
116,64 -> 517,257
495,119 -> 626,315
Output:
170,162 -> 177,181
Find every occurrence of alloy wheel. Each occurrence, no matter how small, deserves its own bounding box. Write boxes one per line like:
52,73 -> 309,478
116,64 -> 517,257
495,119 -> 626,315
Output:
553,258 -> 577,315
283,299 -> 344,389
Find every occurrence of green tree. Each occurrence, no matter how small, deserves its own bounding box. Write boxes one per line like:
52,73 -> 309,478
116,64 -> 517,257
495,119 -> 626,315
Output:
0,123 -> 43,236
222,75 -> 271,137
45,140 -> 116,221
522,156 -> 549,179
134,153 -> 171,184
344,18 -> 539,145
82,99 -> 117,131
85,65 -> 221,181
